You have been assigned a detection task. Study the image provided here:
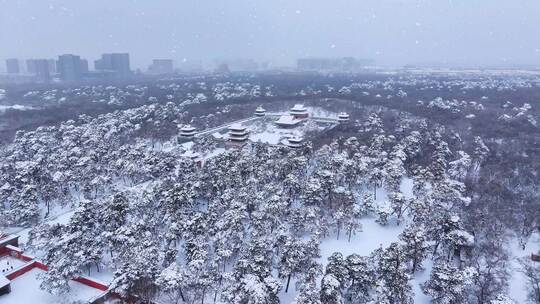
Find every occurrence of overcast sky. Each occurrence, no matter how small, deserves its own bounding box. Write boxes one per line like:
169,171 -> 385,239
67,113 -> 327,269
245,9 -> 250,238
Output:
1,0 -> 540,69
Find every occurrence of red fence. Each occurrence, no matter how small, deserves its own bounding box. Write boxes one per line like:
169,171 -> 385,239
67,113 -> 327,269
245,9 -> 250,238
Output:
73,276 -> 108,291
4,245 -> 34,262
5,261 -> 37,280
1,243 -> 109,295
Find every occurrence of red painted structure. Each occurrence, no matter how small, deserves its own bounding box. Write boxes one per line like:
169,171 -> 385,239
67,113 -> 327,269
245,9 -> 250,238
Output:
73,276 -> 108,291
0,235 -> 19,256
0,236 -> 112,300
5,261 -> 39,280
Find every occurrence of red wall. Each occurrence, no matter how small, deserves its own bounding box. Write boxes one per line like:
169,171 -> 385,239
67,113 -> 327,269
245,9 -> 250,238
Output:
2,245 -> 108,293
6,261 -> 36,280
73,277 -> 108,291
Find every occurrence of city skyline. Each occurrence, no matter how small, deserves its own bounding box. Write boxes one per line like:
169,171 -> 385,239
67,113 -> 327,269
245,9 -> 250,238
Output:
1,0 -> 540,69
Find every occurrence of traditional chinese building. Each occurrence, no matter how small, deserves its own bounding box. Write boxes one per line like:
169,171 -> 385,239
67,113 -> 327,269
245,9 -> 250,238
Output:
338,112 -> 350,122
275,115 -> 302,128
180,125 -> 197,138
285,136 -> 303,148
290,104 -> 309,119
183,151 -> 203,167
228,124 -> 249,142
255,106 -> 266,117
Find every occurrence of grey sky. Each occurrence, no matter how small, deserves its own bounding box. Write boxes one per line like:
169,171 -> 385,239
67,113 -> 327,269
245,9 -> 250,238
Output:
1,0 -> 540,69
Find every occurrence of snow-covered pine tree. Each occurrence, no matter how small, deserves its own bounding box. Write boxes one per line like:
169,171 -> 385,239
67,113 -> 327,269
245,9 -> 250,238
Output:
422,261 -> 472,304
376,243 -> 414,304
399,224 -> 430,273
344,254 -> 375,303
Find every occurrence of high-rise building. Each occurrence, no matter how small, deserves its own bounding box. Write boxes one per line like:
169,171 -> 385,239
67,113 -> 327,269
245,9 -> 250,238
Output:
33,59 -> 51,82
48,59 -> 57,74
5,59 -> 20,74
215,58 -> 258,71
57,54 -> 84,81
148,59 -> 174,74
94,53 -> 131,77
80,59 -> 89,74
26,59 -> 37,73
26,58 -> 56,75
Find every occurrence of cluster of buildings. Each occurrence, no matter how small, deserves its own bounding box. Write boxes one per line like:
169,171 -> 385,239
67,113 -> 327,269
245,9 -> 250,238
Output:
147,59 -> 174,75
179,104 -> 351,152
2,54 -> 179,84
2,55 -> 376,84
3,53 -> 131,83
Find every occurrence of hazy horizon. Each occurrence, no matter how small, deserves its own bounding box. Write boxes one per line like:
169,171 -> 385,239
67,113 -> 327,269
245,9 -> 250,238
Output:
1,0 -> 540,69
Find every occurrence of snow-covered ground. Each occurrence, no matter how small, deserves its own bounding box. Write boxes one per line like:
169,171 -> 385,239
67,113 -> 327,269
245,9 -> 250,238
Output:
0,256 -> 28,274
0,105 -> 34,112
1,268 -> 105,304
318,217 -> 402,262
83,268 -> 115,285
276,177 -> 433,303
307,106 -> 343,119
508,232 -> 540,303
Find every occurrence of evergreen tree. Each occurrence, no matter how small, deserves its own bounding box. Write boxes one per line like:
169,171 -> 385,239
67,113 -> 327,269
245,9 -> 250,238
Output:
344,254 -> 374,303
422,261 -> 472,304
376,243 -> 414,304
399,224 -> 430,273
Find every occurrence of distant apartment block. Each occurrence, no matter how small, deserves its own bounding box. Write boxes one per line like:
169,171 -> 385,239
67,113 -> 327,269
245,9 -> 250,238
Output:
57,54 -> 84,81
5,59 -> 20,74
94,53 -> 131,77
32,59 -> 51,82
215,58 -> 258,71
148,59 -> 174,74
48,59 -> 56,74
26,59 -> 37,74
80,59 -> 89,74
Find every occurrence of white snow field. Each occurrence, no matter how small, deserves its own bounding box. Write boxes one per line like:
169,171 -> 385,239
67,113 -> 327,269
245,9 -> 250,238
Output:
275,178 -> 433,304
508,233 -> 540,303
0,256 -> 28,275
1,268 -> 105,304
0,105 -> 34,112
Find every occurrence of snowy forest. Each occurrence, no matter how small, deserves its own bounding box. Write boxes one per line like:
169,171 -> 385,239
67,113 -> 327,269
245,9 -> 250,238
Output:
1,73 -> 540,304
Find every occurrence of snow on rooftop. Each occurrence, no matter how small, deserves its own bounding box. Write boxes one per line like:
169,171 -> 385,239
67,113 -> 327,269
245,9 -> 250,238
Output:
291,104 -> 307,111
183,151 -> 201,159
0,274 -> 9,288
180,125 -> 196,131
228,123 -> 246,131
288,136 -> 303,143
275,115 -> 301,126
